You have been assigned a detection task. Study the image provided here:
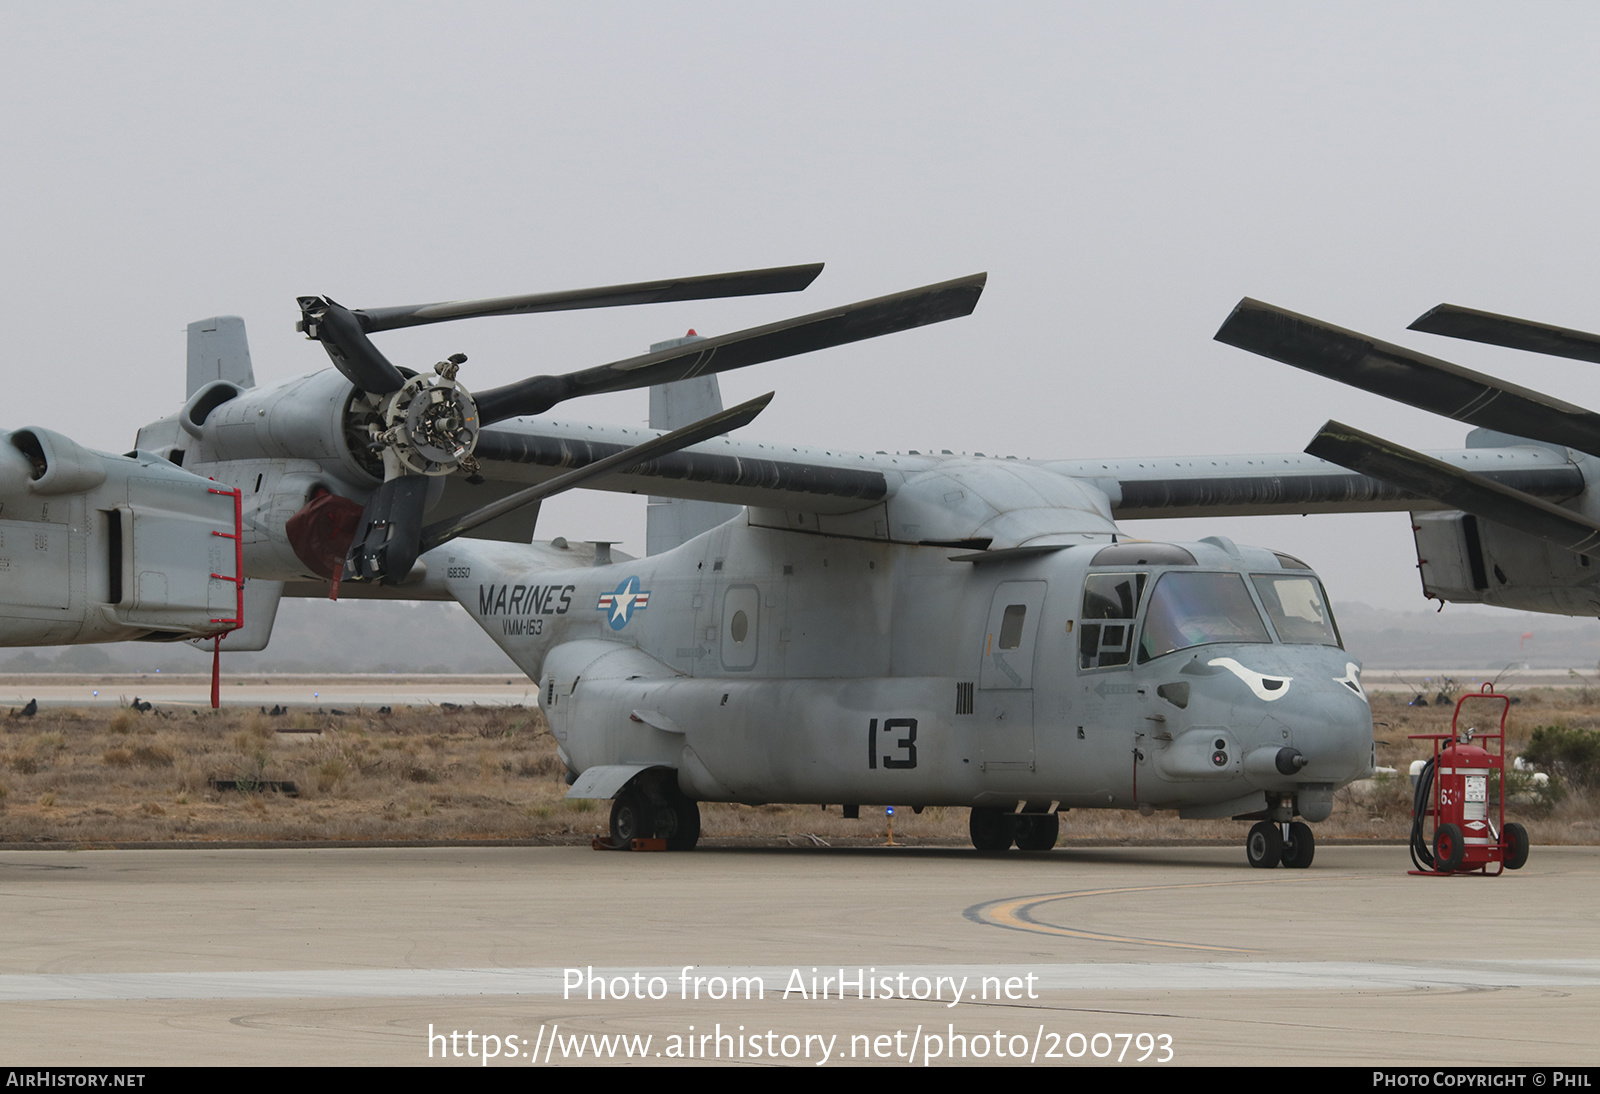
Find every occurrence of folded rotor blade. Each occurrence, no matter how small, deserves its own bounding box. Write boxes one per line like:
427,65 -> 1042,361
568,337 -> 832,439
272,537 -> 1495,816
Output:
343,475 -> 431,586
419,393 -> 775,553
1306,420 -> 1600,555
1409,304 -> 1600,365
296,296 -> 409,395
355,264 -> 825,333
1216,298 -> 1600,458
473,272 -> 986,426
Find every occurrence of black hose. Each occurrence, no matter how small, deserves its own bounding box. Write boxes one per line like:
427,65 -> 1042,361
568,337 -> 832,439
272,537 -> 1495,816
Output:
1409,755 -> 1437,872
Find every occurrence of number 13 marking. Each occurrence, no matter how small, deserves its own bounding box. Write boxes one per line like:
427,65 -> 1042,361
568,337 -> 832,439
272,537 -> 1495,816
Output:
867,717 -> 918,769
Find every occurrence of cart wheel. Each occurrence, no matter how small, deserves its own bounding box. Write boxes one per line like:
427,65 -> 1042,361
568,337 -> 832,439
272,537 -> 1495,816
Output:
1434,822 -> 1465,872
1502,822 -> 1529,870
1280,821 -> 1315,869
1246,821 -> 1282,869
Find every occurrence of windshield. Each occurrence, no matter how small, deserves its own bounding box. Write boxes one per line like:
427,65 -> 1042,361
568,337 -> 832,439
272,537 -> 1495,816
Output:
1251,573 -> 1342,647
1138,571 -> 1271,663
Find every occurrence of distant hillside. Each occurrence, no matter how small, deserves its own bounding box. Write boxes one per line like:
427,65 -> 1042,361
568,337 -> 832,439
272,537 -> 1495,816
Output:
0,598 -> 519,676
1337,602 -> 1600,672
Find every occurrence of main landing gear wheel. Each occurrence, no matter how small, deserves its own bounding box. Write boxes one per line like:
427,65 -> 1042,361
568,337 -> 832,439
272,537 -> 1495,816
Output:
969,807 -> 1014,852
1014,812 -> 1059,851
662,792 -> 702,851
610,784 -> 702,850
1502,821 -> 1529,870
1246,820 -> 1283,869
1280,821 -> 1315,869
610,788 -> 646,845
1434,822 -> 1466,872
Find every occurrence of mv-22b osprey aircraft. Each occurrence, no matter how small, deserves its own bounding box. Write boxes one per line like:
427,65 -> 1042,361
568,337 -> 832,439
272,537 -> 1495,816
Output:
18,263 -> 1599,868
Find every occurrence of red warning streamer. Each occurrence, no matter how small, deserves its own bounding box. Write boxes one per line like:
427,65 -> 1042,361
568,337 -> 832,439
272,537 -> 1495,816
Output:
207,484 -> 245,709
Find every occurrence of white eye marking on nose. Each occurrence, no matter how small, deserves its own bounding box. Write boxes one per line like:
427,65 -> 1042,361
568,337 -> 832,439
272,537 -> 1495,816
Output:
1335,662 -> 1367,703
1207,657 -> 1293,701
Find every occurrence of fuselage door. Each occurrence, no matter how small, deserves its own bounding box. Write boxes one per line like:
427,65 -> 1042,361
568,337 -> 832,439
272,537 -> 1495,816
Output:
979,580 -> 1047,690
977,580 -> 1046,772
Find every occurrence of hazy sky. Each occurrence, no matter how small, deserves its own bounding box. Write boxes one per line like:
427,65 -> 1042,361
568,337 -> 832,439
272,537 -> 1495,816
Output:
5,3 -> 1599,625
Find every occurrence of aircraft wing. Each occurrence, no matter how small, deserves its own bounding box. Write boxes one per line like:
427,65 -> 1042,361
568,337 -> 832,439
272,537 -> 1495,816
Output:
450,414 -> 1581,523
1043,444 -> 1582,519
449,415 -> 915,518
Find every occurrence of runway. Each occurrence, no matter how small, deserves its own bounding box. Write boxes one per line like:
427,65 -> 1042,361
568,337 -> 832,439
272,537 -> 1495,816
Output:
0,673 -> 537,710
2,844 -> 1596,1067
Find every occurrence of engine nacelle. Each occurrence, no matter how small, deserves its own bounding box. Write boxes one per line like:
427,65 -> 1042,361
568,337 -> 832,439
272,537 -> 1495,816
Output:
146,371 -> 380,582
185,369 -> 378,474
1413,510 -> 1600,615
0,427 -> 244,646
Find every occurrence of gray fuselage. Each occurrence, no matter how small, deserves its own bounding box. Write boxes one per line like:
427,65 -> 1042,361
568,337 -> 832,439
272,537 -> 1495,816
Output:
425,520 -> 1373,820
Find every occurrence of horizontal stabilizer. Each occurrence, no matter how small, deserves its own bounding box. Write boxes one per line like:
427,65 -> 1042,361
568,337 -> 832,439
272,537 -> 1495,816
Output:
1409,304 -> 1600,365
1305,420 -> 1600,555
1216,298 -> 1600,458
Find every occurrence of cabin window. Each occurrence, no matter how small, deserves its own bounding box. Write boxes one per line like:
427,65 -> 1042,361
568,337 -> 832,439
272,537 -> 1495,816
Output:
997,604 -> 1027,649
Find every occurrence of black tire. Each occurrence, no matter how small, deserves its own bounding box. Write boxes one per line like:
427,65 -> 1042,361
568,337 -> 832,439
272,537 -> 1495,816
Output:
1502,821 -> 1529,870
1280,821 -> 1315,869
1434,822 -> 1466,872
1014,812 -> 1059,852
663,794 -> 702,851
970,807 -> 1014,852
1246,820 -> 1283,869
610,788 -> 647,845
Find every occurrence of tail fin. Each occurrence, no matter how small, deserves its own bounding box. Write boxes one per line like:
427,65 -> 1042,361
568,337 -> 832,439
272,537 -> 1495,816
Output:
645,332 -> 740,554
187,316 -> 255,396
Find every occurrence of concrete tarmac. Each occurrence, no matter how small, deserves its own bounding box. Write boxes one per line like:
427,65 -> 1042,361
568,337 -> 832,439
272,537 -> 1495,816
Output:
1,844 -> 1596,1067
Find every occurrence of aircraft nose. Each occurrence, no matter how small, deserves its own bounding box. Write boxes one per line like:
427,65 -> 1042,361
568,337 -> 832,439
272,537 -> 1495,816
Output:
1264,658 -> 1373,785
1183,648 -> 1373,785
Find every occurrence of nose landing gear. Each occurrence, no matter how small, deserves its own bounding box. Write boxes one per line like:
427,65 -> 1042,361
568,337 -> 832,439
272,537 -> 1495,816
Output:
1246,819 -> 1314,869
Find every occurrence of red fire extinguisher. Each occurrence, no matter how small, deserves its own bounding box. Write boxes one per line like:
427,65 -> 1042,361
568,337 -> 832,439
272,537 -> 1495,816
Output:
1408,684 -> 1530,876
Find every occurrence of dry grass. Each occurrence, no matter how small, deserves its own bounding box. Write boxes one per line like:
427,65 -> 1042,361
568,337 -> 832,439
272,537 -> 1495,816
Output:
0,691 -> 1592,846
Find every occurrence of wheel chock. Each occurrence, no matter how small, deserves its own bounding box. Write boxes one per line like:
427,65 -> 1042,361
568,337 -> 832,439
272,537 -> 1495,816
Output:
590,836 -> 668,852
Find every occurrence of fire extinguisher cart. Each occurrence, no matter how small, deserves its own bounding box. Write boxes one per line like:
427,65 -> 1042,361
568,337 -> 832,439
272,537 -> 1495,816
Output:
1408,683 -> 1530,876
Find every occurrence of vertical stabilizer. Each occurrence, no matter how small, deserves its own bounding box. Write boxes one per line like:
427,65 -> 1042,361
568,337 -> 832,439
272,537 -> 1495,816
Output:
646,331 -> 741,554
187,316 -> 255,397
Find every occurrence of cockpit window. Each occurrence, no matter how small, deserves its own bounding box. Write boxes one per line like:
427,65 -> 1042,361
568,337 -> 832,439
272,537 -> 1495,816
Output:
1137,572 -> 1271,663
1079,572 -> 1147,669
1251,574 -> 1342,647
